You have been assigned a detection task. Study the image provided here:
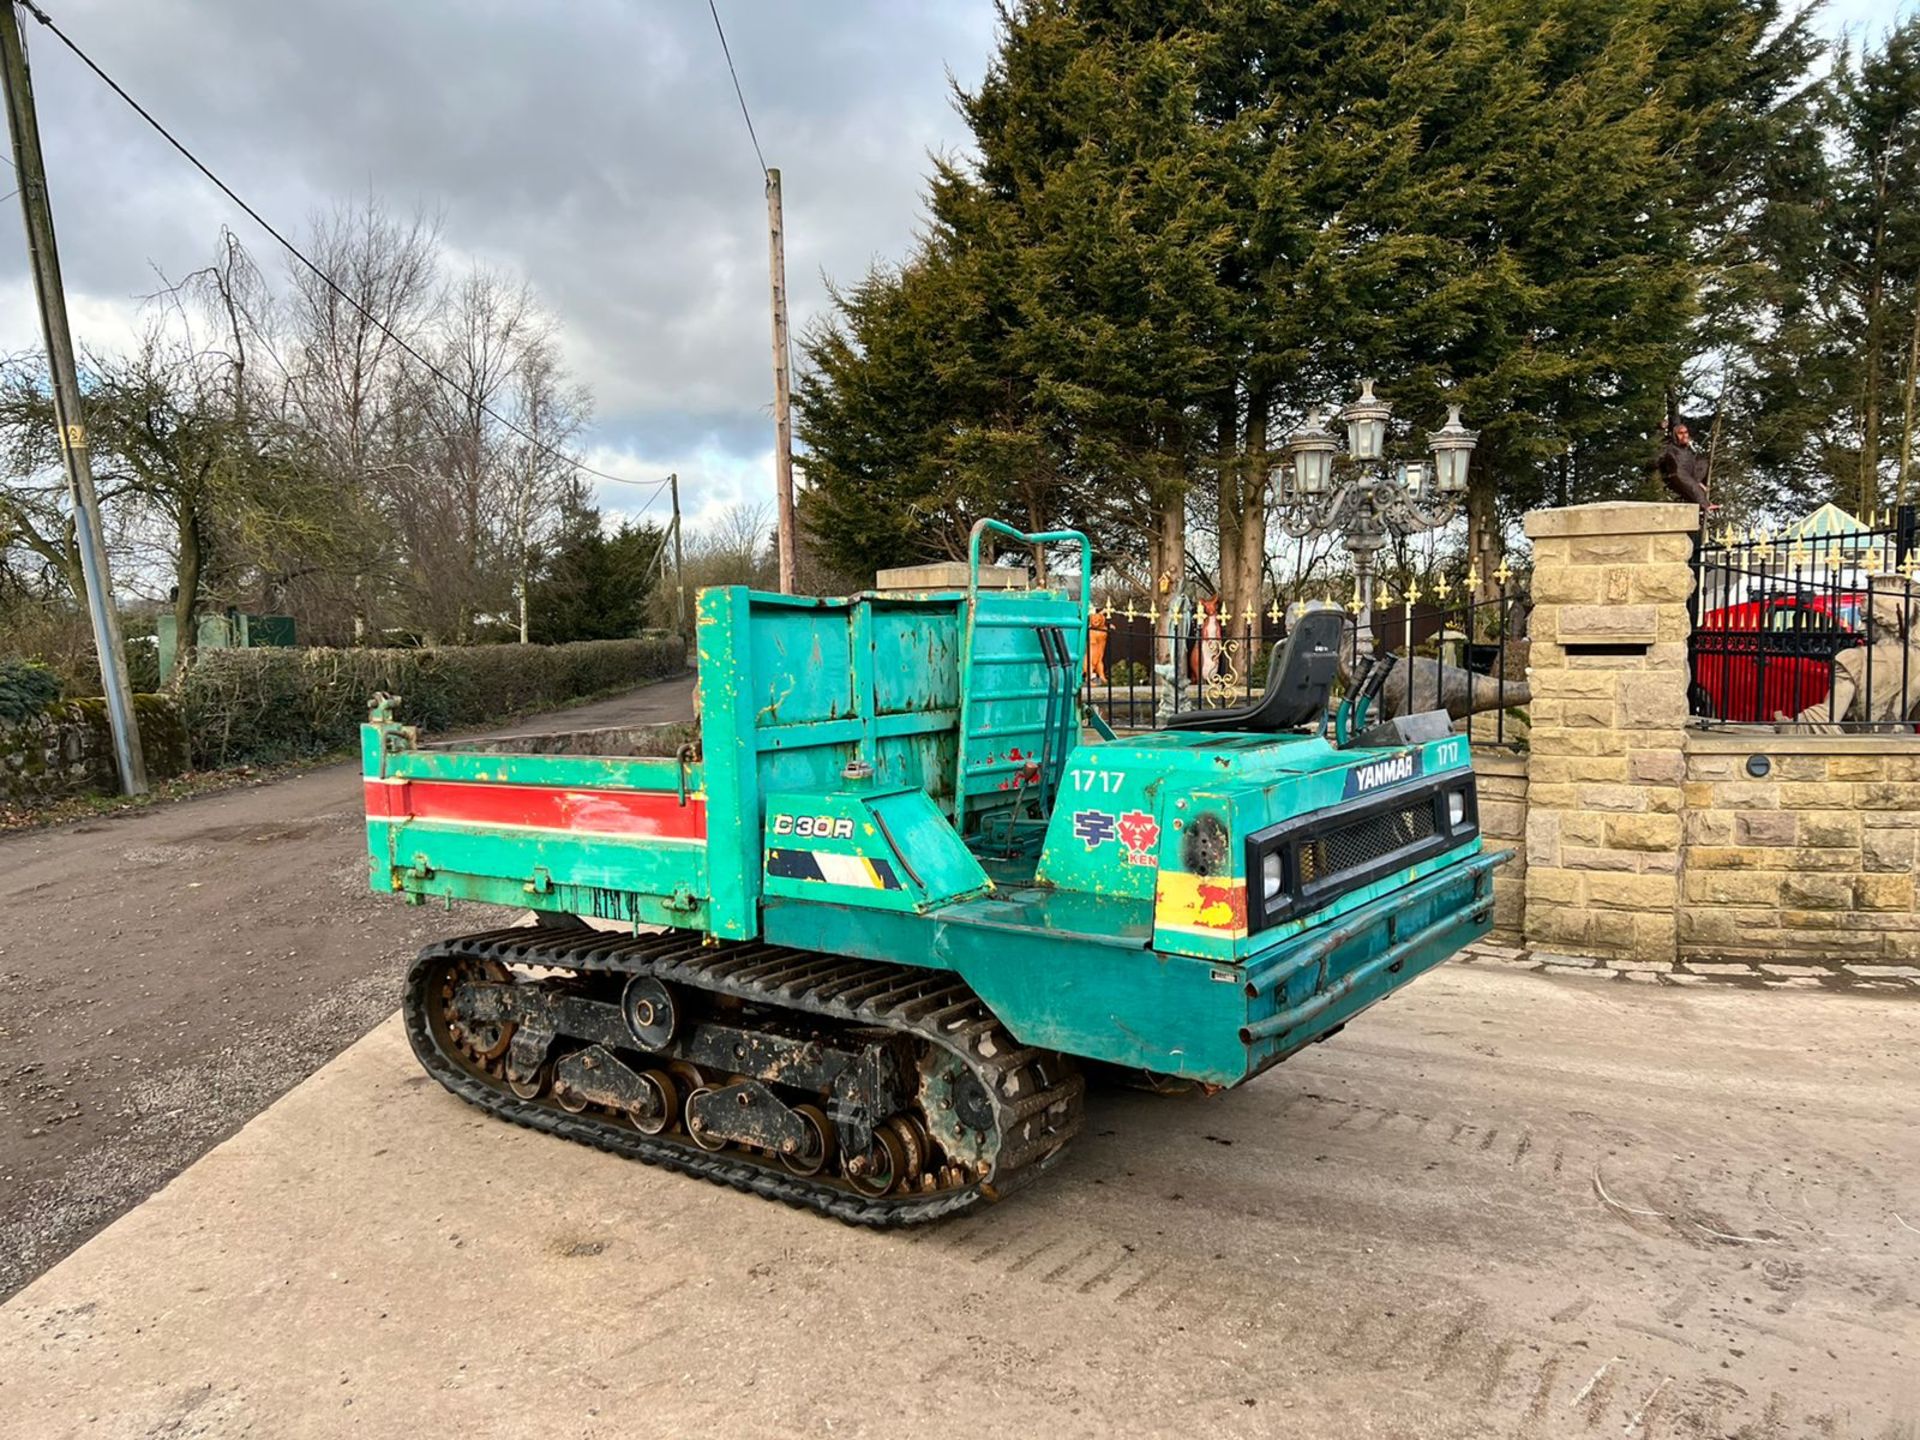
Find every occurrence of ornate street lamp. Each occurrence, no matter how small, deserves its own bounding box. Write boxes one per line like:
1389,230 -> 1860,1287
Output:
1277,379 -> 1477,654
1341,377 -> 1391,460
1426,404 -> 1478,494
1281,410 -> 1337,497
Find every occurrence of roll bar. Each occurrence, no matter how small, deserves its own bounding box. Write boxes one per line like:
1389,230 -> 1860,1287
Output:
967,519 -> 1092,632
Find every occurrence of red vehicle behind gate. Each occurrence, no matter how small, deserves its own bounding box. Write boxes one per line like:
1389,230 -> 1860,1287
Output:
1690,593 -> 1863,722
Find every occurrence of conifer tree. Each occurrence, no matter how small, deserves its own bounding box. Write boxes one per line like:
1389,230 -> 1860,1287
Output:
795,0 -> 1825,593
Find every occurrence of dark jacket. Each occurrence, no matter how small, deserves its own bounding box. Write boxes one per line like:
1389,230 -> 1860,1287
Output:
1653,442 -> 1709,509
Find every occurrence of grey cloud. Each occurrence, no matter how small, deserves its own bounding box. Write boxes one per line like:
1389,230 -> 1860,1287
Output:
4,0 -> 997,526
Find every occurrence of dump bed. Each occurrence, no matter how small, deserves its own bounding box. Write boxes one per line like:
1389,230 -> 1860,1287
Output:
363,575 -> 1085,937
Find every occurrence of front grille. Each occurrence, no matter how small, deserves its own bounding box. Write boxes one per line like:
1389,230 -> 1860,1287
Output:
1297,803 -> 1439,886
1247,775 -> 1477,932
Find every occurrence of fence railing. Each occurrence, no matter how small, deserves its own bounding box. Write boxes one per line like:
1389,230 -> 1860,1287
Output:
1082,582 -> 1530,747
1689,506 -> 1920,731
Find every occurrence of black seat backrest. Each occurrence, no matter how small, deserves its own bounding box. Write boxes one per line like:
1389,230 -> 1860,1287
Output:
1163,607 -> 1345,733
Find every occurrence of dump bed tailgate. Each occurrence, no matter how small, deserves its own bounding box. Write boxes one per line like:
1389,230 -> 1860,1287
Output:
362,717 -> 710,930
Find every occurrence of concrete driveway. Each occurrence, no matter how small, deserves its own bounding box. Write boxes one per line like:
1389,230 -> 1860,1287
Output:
0,676 -> 696,1301
1,959 -> 1913,1438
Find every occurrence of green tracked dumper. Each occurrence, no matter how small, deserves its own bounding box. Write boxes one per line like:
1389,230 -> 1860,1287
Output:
366,521 -> 1508,1223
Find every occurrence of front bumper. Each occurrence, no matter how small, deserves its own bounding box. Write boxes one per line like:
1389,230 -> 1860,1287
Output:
1238,849 -> 1508,1077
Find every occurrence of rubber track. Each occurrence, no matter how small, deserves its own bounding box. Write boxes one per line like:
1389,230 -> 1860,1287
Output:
402,926 -> 1085,1226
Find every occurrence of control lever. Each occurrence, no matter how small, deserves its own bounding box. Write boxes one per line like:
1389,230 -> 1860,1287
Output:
1333,654 -> 1374,749
1333,652 -> 1398,748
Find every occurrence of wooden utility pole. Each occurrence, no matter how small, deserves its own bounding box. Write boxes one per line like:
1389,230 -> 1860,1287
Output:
1899,284 -> 1920,509
1,0 -> 146,794
766,167 -> 796,593
669,471 -> 686,638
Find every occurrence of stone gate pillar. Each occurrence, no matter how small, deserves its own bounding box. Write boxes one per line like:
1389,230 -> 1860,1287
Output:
1520,503 -> 1698,964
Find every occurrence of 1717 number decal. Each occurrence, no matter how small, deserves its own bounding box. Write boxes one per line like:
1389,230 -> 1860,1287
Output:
1069,769 -> 1124,794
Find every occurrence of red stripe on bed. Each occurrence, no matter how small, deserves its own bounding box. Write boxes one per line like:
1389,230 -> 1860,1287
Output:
365,779 -> 706,840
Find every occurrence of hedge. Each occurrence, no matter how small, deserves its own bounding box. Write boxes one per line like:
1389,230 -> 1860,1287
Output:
178,636 -> 687,768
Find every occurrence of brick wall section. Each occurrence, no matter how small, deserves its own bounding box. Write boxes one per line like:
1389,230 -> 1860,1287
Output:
1681,735 -> 1920,962
1473,750 -> 1527,940
1520,503 -> 1699,962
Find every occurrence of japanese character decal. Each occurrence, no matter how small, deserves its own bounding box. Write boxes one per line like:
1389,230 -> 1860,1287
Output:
1117,809 -> 1160,866
1072,809 -> 1117,850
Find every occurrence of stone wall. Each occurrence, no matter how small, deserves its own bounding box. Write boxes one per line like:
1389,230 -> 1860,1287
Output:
0,696 -> 188,808
1518,502 -> 1699,962
1680,734 -> 1920,964
1472,750 -> 1528,941
1478,499 -> 1920,972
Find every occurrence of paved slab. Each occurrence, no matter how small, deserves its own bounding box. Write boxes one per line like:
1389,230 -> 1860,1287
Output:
2,965 -> 1914,1439
0,676 -> 695,1301
1457,942 -> 1920,994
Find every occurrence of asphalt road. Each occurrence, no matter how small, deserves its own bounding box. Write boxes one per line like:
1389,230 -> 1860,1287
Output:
0,675 -> 697,1301
1,963 -> 1913,1438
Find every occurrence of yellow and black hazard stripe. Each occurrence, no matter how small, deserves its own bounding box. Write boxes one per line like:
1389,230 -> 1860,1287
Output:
766,848 -> 904,891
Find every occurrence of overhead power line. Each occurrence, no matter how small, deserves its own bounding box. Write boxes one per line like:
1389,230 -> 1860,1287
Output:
14,0 -> 670,505
707,0 -> 767,178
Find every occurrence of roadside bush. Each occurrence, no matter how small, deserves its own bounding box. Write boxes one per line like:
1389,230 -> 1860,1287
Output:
0,659 -> 62,721
177,636 -> 686,768
0,601 -> 163,698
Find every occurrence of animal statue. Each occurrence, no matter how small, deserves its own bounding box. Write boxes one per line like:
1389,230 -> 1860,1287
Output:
1188,595 -> 1223,685
1153,590 -> 1190,726
1319,609 -> 1530,720
1086,610 -> 1109,684
1782,580 -> 1920,732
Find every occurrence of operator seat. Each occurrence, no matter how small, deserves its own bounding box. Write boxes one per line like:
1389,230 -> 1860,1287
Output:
1162,607 -> 1345,733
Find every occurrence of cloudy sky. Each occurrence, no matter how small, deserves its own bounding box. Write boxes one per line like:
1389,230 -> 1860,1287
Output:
2,0 -> 1912,538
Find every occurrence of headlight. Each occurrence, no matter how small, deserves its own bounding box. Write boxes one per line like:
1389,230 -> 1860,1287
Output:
1262,850 -> 1284,902
1447,790 -> 1467,829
